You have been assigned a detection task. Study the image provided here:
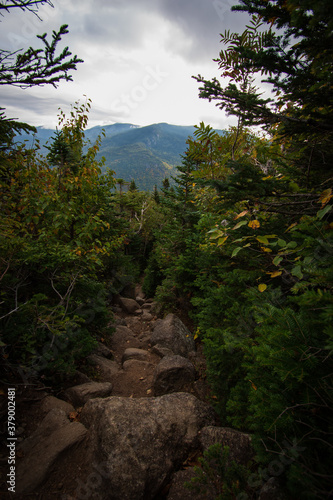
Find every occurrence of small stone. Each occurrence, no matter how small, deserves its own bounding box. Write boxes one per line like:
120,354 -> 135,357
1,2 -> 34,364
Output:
142,310 -> 153,321
122,348 -> 149,364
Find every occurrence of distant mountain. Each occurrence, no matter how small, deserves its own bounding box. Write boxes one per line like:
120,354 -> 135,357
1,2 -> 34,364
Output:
15,122 -> 225,190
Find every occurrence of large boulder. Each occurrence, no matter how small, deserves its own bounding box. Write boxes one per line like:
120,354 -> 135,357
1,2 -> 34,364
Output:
118,296 -> 141,314
64,382 -> 113,407
80,393 -> 215,500
150,314 -> 195,357
87,354 -> 121,381
152,355 -> 196,396
199,426 -> 253,466
40,395 -> 75,416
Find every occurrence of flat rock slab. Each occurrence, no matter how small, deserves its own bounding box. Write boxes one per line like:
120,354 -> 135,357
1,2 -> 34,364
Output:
16,409 -> 87,494
64,382 -> 113,407
153,355 -> 196,396
151,313 -> 195,358
199,426 -> 253,466
81,393 -> 215,500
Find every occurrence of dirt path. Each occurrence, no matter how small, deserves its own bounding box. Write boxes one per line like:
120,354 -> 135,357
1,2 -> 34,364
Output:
0,292 -> 211,499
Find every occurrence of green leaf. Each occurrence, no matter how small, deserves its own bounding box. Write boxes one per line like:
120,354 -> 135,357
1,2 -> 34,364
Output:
291,265 -> 303,279
317,204 -> 332,220
209,229 -> 224,240
277,239 -> 287,247
256,235 -> 269,245
286,241 -> 298,249
231,246 -> 243,257
232,220 -> 248,230
273,255 -> 283,266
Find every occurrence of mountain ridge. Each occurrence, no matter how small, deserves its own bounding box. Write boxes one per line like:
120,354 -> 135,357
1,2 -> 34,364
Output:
17,122 -> 225,190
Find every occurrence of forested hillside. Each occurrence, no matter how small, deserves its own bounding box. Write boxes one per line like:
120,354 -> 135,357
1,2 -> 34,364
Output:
16,122 -> 217,190
1,0 -> 332,499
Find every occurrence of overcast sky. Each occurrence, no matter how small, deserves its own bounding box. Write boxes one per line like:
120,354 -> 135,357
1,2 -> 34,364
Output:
1,0 -> 251,130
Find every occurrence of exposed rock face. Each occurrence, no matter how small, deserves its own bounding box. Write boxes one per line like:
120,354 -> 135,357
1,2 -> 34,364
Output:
16,409 -> 87,494
80,393 -> 216,500
152,355 -> 196,396
64,382 -> 113,407
150,314 -> 195,357
199,426 -> 253,466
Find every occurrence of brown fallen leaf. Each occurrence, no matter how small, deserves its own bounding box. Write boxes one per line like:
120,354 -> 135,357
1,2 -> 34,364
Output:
69,411 -> 79,422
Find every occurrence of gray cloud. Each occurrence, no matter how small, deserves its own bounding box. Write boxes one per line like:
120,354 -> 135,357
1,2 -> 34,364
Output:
60,0 -> 249,63
0,0 -> 252,128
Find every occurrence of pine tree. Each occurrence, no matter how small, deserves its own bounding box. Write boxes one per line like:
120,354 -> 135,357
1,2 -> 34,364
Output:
0,3 -> 83,150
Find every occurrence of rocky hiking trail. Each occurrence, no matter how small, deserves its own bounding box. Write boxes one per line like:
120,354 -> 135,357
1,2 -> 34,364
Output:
0,286 -> 256,500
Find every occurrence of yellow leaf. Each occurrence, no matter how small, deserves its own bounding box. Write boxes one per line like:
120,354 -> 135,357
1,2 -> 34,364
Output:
217,236 -> 229,246
258,284 -> 267,292
249,379 -> 257,390
285,222 -> 297,232
248,220 -> 260,229
261,247 -> 272,252
319,188 -> 333,207
269,271 -> 283,278
235,210 -> 248,219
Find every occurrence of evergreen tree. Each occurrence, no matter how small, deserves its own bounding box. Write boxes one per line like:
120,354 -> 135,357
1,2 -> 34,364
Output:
0,3 -> 83,150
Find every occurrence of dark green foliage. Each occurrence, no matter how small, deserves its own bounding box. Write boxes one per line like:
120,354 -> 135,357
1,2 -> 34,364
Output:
185,444 -> 251,499
142,252 -> 164,298
0,24 -> 83,89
